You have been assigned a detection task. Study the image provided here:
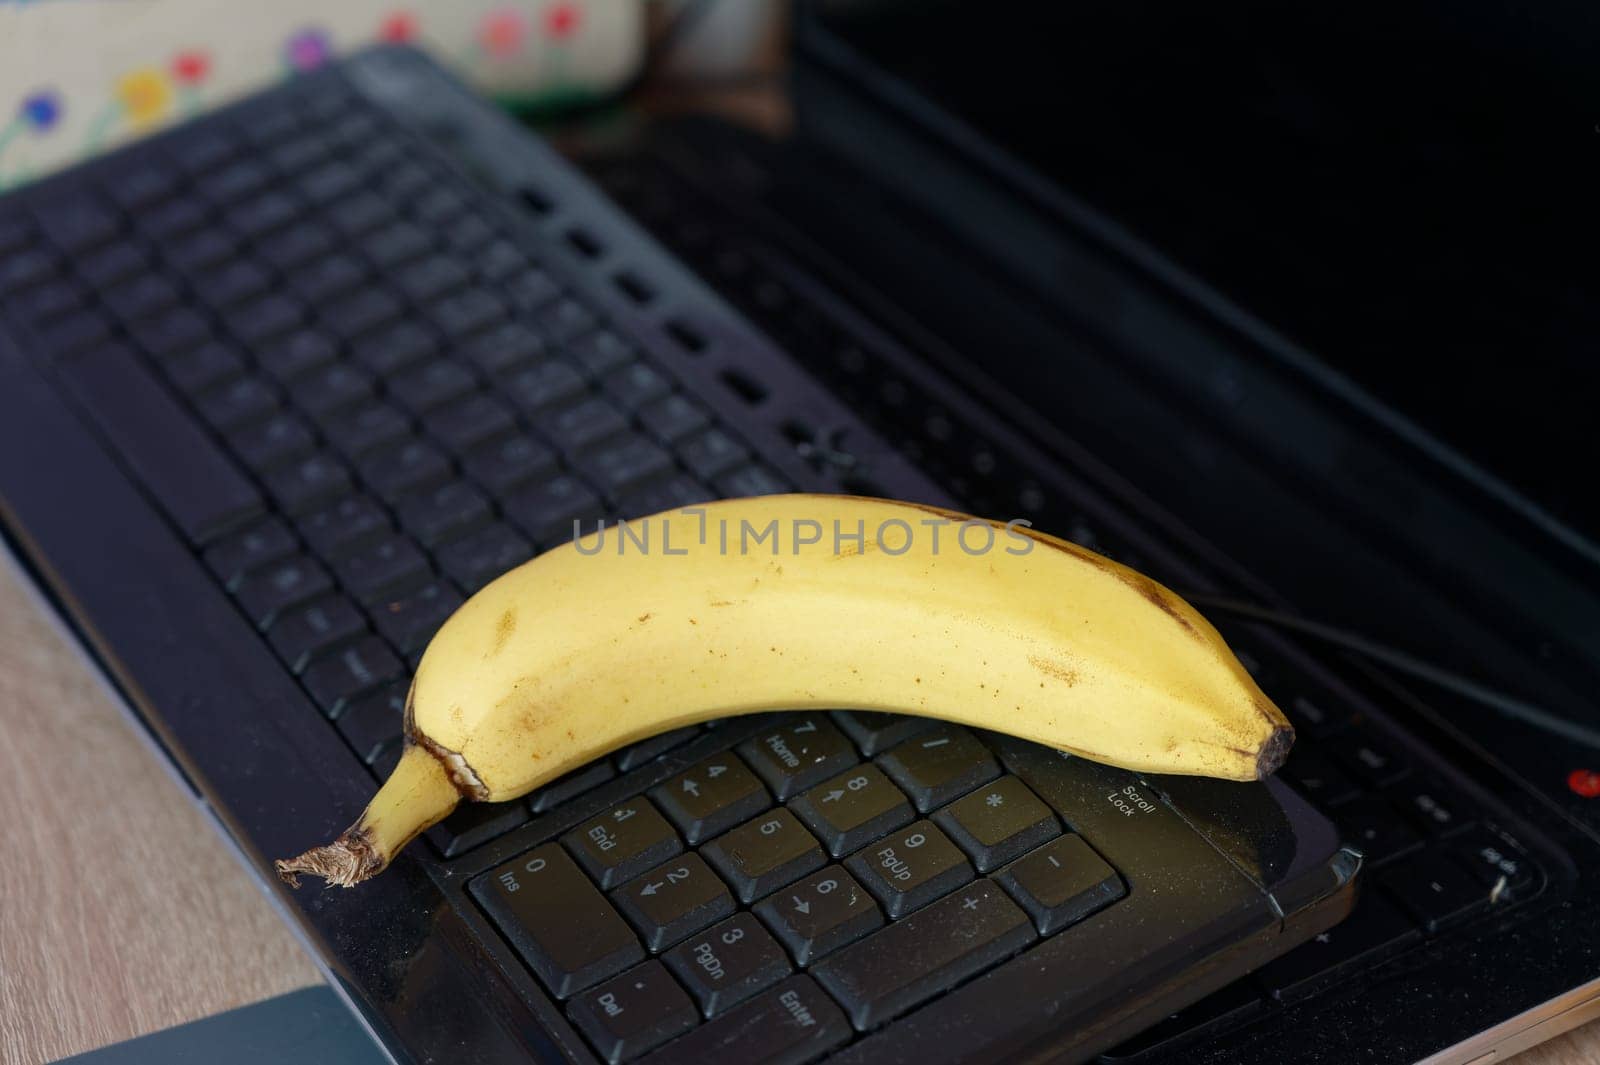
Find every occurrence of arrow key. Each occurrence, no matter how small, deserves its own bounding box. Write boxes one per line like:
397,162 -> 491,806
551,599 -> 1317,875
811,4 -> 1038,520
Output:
613,853 -> 735,952
789,764 -> 913,857
650,753 -> 770,845
753,865 -> 883,966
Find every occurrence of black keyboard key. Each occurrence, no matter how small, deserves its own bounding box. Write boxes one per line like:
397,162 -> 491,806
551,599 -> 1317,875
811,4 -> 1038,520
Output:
541,397 -> 629,454
616,476 -> 715,519
105,275 -> 182,326
236,555 -> 333,627
790,765 -> 913,858
257,225 -> 331,271
397,480 -> 492,547
1393,778 -> 1474,837
130,305 -> 211,360
615,727 -> 701,772
268,595 -> 368,672
194,259 -> 271,309
679,428 -> 748,482
335,682 -> 407,758
569,961 -> 698,1064
992,834 -> 1123,935
737,716 -> 858,801
35,195 -> 119,253
811,879 -> 1035,1031
364,221 -> 431,269
428,392 -> 518,455
503,359 -> 587,412
432,288 -> 506,339
56,344 -> 262,543
576,434 -> 676,499
227,192 -> 298,239
300,495 -> 391,558
265,454 -> 352,515
372,579 -> 465,658
258,329 -> 339,384
934,775 -> 1060,872
1256,894 -> 1420,1001
1286,692 -> 1351,738
716,464 -> 791,498
1454,825 -> 1534,892
437,522 -> 533,592
322,402 -> 412,459
1384,857 -> 1491,932
506,266 -> 562,314
351,321 -> 439,378
232,294 -> 303,348
650,753 -> 771,846
139,197 -> 208,241
302,636 -> 404,718
662,914 -> 792,1018
322,285 -> 402,343
78,242 -> 147,289
14,278 -> 85,324
229,413 -> 318,474
164,341 -> 246,394
473,844 -> 644,999
357,437 -> 451,499
462,435 -> 558,494
845,820 -> 973,918
399,255 -> 470,303
204,518 -> 297,588
1281,747 -> 1360,808
1328,731 -> 1410,788
477,239 -> 526,282
1336,797 -> 1423,867
462,321 -> 545,375
603,363 -> 673,410
196,376 -> 281,433
293,364 -> 375,419
414,186 -> 467,225
335,535 -> 431,603
389,359 -> 477,415
539,298 -> 599,346
427,800 -> 531,859
38,311 -> 114,359
614,853 -> 736,952
830,711 -> 935,757
638,394 -> 710,445
565,799 -> 684,890
530,762 -> 618,814
504,475 -> 604,546
289,253 -> 366,303
107,164 -> 178,212
638,975 -> 849,1064
753,865 -> 883,967
702,809 -> 825,904
878,725 -> 1000,813
328,193 -> 392,237
0,245 -> 56,293
301,159 -> 362,204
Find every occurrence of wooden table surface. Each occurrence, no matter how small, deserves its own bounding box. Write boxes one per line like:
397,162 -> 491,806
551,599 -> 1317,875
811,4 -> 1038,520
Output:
1,565 -> 1594,1064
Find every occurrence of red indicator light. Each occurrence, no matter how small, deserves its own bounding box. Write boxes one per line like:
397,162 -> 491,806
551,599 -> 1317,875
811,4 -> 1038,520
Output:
1568,769 -> 1600,798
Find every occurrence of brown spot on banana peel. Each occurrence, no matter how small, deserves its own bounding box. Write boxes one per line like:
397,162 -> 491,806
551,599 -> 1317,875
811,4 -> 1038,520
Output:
1028,655 -> 1079,685
488,608 -> 517,657
406,685 -> 489,801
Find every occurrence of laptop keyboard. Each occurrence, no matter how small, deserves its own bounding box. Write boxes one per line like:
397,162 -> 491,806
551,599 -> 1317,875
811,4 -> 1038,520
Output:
583,139 -> 1550,1060
0,58 -> 1544,1064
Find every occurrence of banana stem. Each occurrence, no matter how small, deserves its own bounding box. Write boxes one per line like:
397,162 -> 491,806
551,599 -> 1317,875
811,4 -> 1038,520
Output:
276,743 -> 461,888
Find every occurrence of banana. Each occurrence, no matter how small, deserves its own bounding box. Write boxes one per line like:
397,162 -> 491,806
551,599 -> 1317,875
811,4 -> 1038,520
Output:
278,495 -> 1291,887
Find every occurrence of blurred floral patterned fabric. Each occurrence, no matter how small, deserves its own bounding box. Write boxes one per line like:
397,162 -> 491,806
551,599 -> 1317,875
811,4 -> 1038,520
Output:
0,0 -> 643,189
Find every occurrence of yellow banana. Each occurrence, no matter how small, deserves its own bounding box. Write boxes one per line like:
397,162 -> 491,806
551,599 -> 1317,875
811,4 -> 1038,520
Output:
278,495 -> 1291,887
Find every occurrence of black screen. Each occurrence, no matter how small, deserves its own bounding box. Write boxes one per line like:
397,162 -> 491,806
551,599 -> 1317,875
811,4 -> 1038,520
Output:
815,0 -> 1600,540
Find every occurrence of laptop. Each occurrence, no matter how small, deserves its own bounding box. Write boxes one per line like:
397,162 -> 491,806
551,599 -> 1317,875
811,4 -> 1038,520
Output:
0,1 -> 1593,1062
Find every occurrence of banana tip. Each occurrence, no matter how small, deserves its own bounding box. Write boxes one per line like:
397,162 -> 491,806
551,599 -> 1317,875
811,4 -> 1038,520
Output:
1255,725 -> 1295,779
275,828 -> 383,889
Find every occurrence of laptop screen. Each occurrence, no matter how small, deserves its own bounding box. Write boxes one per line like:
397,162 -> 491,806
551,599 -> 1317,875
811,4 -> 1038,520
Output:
814,1 -> 1600,542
